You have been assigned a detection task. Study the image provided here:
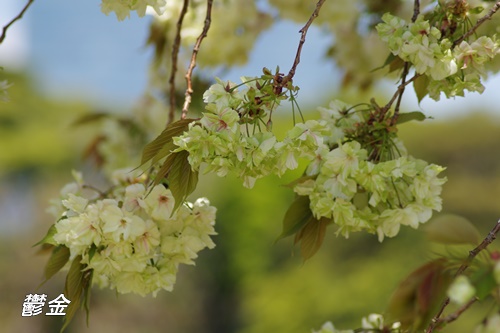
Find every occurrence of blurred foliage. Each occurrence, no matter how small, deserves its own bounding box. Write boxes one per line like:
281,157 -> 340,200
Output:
2,73 -> 500,333
0,72 -> 91,177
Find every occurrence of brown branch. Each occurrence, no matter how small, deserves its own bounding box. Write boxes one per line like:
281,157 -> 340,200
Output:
168,0 -> 190,126
283,0 -> 326,86
437,297 -> 479,325
411,0 -> 421,22
452,1 -> 500,48
384,0 -> 420,124
181,0 -> 213,120
425,219 -> 500,333
389,63 -> 410,125
381,73 -> 420,121
0,0 -> 35,44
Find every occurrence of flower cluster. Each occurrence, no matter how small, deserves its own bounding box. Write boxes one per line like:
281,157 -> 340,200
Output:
377,13 -> 499,100
312,313 -> 402,333
48,170 -> 216,296
294,101 -> 446,241
173,78 -> 329,188
101,0 -> 166,20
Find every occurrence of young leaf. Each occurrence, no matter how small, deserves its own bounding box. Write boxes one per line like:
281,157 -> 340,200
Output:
61,256 -> 85,332
33,224 -> 58,247
424,214 -> 481,245
470,267 -> 496,300
83,270 -> 94,326
282,174 -> 316,189
371,53 -> 396,72
386,259 -> 452,331
277,195 -> 313,241
389,56 -> 405,73
42,245 -> 70,283
413,74 -> 430,103
149,141 -> 178,166
140,118 -> 195,166
153,151 -> 178,186
167,150 -> 199,212
297,216 -> 329,261
396,111 -> 426,125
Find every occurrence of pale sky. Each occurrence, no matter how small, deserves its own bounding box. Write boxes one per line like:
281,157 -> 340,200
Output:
1,0 -> 500,119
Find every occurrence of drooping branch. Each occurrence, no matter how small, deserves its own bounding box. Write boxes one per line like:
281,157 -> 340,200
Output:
425,219 -> 500,333
181,0 -> 213,120
0,0 -> 35,44
283,0 -> 326,86
452,1 -> 500,48
168,0 -> 190,125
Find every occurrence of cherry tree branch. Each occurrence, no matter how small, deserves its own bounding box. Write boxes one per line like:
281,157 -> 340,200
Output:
168,0 -> 190,125
425,219 -> 500,333
181,0 -> 213,120
0,0 -> 35,44
283,0 -> 326,85
437,297 -> 479,326
411,0 -> 421,22
452,1 -> 500,48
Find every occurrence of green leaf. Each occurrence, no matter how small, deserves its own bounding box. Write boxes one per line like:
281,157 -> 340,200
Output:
42,245 -> 70,283
33,224 -> 58,247
424,214 -> 481,245
470,267 -> 496,299
61,256 -> 85,332
282,175 -> 316,189
413,74 -> 430,103
396,111 -> 426,125
389,56 -> 405,73
83,270 -> 94,326
296,216 -> 329,261
277,195 -> 313,241
140,118 -> 195,166
153,152 -> 178,186
371,53 -> 396,72
167,150 -> 199,212
149,141 -> 178,166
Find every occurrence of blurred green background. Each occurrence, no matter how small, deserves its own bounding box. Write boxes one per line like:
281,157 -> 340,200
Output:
1,71 -> 500,333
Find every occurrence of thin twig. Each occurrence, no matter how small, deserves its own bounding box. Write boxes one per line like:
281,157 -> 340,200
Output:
181,0 -> 213,119
0,0 -> 35,44
381,74 -> 420,119
425,219 -> 500,333
411,0 -> 421,22
384,0 -> 420,124
390,62 -> 410,125
283,0 -> 326,86
452,1 -> 500,48
168,0 -> 190,126
438,297 -> 479,325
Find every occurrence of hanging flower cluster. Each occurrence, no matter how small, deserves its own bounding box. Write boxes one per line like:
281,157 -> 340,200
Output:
173,76 -> 329,188
377,13 -> 499,100
46,170 -> 216,296
293,101 -> 446,241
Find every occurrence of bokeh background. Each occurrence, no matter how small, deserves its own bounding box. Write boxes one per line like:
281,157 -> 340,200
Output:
2,1 -> 500,332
